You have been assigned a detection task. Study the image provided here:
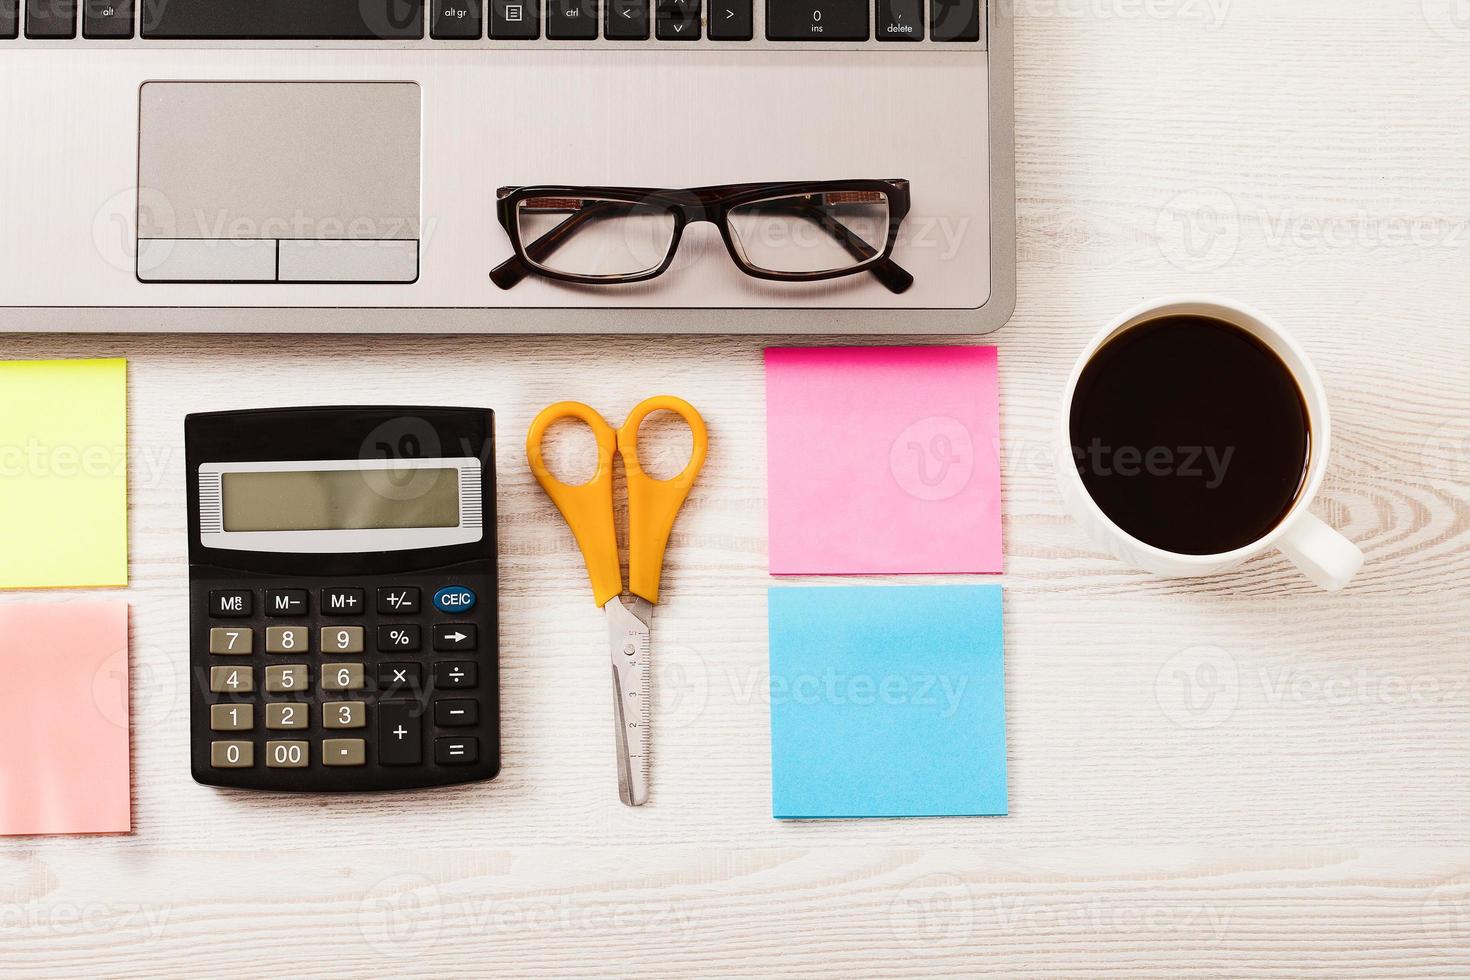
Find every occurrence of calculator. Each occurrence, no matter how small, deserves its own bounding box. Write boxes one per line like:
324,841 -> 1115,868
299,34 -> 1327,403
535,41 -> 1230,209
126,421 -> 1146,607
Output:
186,406 -> 499,792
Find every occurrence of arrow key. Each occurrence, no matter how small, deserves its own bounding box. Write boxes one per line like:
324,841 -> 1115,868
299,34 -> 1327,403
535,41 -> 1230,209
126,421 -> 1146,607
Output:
708,0 -> 749,39
433,623 -> 478,651
605,0 -> 648,37
656,0 -> 699,39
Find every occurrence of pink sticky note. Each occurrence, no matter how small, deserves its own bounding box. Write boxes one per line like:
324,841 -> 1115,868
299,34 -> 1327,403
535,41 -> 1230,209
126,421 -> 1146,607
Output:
0,601 -> 131,836
765,346 -> 1002,575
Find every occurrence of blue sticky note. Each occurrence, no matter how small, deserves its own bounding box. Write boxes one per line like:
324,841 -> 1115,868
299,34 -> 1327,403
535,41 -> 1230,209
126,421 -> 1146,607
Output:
768,585 -> 1007,819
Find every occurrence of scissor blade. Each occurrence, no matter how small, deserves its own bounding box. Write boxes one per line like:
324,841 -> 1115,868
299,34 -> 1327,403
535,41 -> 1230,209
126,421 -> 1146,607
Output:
607,596 -> 653,807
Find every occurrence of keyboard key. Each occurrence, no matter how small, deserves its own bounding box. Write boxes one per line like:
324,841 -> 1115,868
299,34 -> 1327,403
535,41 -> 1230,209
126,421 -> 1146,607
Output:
26,0 -> 77,37
322,663 -> 367,691
378,662 -> 422,691
209,590 -> 252,617
265,664 -> 309,693
435,736 -> 479,765
604,0 -> 646,38
377,624 -> 422,653
432,623 -> 477,652
323,738 -> 367,767
876,0 -> 919,39
266,626 -> 310,654
378,701 -> 422,765
264,589 -> 307,617
140,0 -> 424,39
209,627 -> 253,655
489,0 -> 537,36
210,703 -> 253,732
321,625 -> 365,654
265,740 -> 309,768
431,0 -> 480,35
930,0 -> 977,41
210,665 -> 253,693
766,0 -> 866,39
655,0 -> 697,38
321,588 -> 365,616
323,700 -> 367,729
707,0 -> 749,38
211,740 -> 253,768
433,661 -> 478,690
265,702 -> 309,729
1,0 -> 17,37
546,0 -> 595,36
376,586 -> 421,615
435,698 -> 479,726
81,0 -> 131,36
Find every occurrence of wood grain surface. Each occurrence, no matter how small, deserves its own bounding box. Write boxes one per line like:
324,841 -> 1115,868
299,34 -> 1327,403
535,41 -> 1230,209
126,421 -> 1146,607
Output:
3,0 -> 1470,973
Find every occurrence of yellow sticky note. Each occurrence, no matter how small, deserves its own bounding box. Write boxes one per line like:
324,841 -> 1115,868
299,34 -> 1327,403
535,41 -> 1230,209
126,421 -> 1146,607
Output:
0,358 -> 127,589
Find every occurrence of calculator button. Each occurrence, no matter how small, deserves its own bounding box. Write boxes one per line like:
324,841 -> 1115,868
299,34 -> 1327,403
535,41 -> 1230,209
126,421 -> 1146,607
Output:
265,664 -> 309,693
433,623 -> 478,651
321,588 -> 366,616
321,663 -> 367,691
377,587 -> 421,615
209,590 -> 252,617
378,662 -> 422,692
323,701 -> 367,729
210,665 -> 254,693
210,740 -> 254,768
378,701 -> 423,765
264,589 -> 308,616
266,702 -> 310,729
432,586 -> 478,614
433,661 -> 478,690
321,626 -> 365,654
435,736 -> 479,765
266,626 -> 310,654
435,698 -> 479,727
377,624 -> 422,653
323,739 -> 367,767
210,703 -> 254,731
209,627 -> 253,655
265,740 -> 309,768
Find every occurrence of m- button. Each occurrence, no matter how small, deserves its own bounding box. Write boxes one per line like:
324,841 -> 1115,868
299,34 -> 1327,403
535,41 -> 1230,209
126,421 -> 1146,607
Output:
321,588 -> 365,616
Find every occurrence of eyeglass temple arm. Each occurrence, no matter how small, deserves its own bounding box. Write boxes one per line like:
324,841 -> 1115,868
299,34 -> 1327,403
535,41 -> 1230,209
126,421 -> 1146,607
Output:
768,199 -> 914,295
490,200 -> 642,290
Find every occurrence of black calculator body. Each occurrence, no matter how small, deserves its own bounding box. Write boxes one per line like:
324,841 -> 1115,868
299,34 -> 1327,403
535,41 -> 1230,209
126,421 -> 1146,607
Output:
186,406 -> 499,792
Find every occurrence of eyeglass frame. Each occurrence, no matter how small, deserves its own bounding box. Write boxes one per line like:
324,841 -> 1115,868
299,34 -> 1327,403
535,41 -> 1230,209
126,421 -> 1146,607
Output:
490,179 -> 914,294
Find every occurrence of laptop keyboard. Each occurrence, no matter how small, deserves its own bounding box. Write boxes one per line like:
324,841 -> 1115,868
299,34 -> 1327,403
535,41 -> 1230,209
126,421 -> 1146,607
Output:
2,0 -> 980,42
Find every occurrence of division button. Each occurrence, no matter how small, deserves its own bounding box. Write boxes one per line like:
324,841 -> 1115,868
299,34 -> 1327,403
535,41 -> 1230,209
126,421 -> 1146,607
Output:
707,0 -> 749,39
433,661 -> 478,690
378,701 -> 423,765
209,590 -> 252,617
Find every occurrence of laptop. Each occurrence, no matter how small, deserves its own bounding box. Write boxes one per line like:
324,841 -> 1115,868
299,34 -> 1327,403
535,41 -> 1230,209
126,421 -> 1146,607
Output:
0,0 -> 1014,333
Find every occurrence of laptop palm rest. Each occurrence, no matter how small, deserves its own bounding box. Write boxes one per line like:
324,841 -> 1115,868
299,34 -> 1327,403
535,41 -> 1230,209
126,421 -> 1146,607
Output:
136,82 -> 421,285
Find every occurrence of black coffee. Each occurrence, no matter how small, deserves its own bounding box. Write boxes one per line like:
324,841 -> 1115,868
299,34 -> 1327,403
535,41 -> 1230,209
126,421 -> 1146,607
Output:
1069,314 -> 1310,555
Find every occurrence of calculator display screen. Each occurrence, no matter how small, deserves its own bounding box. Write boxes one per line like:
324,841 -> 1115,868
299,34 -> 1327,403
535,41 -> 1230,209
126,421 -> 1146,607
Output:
221,468 -> 460,532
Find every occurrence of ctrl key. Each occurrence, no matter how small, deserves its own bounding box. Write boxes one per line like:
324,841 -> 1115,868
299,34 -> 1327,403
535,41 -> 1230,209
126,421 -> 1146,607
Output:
211,740 -> 254,769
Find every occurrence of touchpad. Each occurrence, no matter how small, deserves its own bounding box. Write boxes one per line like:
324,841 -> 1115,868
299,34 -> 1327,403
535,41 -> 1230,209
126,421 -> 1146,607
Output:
136,82 -> 420,284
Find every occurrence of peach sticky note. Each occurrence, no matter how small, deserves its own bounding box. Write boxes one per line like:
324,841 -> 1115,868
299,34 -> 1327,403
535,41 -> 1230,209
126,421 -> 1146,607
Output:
0,600 -> 131,836
0,357 -> 128,589
765,346 -> 1002,575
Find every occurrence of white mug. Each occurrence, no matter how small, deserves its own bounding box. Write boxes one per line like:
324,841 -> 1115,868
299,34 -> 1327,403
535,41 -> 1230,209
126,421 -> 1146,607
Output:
1055,296 -> 1364,591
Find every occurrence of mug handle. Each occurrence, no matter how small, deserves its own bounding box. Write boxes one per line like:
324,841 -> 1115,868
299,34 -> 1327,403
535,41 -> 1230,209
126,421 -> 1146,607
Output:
1277,511 -> 1364,592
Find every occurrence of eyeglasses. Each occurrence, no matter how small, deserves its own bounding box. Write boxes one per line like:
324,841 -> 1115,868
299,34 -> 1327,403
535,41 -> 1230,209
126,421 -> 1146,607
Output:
490,179 -> 914,294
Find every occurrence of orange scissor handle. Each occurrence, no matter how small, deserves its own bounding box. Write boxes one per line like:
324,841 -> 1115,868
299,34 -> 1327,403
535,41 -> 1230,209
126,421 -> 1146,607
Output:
619,395 -> 708,605
527,401 -> 623,608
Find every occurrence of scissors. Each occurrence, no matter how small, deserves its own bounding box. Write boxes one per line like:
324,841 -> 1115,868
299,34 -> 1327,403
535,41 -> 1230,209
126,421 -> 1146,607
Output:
527,395 -> 708,807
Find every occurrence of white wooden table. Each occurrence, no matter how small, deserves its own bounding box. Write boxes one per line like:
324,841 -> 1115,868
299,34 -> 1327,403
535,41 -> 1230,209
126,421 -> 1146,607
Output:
4,0 -> 1470,974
